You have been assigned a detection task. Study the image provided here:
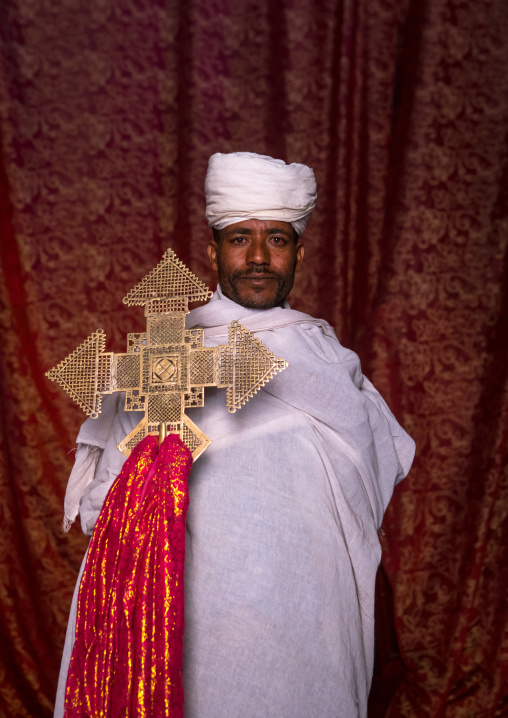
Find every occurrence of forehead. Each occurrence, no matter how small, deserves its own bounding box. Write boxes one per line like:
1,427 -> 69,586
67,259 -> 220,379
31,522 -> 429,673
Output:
219,219 -> 295,237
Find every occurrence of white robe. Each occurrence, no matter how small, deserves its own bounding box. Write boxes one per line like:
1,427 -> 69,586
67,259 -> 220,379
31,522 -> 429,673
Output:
55,288 -> 415,718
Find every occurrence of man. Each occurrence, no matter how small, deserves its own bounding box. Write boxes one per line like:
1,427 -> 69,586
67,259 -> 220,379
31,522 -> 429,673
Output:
55,152 -> 415,717
207,217 -> 303,310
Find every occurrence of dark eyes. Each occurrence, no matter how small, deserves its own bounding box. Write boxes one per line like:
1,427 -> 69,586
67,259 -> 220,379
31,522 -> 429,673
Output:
229,236 -> 287,245
227,235 -> 289,247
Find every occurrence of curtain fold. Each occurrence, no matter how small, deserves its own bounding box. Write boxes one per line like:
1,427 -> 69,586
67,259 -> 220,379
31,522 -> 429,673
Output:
0,0 -> 507,715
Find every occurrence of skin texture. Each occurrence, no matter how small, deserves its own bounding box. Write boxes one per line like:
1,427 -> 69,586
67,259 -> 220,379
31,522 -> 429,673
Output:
207,219 -> 304,309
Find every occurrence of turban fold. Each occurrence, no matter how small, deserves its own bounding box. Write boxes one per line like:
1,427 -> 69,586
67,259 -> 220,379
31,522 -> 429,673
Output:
205,152 -> 317,237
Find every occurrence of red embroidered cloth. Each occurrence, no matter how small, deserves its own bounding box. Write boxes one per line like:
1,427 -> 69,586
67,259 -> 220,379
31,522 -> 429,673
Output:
64,434 -> 192,717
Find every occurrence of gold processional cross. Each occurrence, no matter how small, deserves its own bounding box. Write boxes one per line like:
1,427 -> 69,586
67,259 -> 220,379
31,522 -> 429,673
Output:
46,249 -> 288,460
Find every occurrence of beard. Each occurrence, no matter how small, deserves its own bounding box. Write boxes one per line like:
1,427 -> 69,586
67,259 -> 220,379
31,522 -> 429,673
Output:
218,264 -> 297,309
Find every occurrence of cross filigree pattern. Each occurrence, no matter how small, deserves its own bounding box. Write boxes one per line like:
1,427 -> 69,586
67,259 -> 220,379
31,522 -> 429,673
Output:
46,249 -> 288,460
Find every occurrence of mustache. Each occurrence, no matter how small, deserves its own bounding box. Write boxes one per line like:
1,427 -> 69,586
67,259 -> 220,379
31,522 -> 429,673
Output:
236,267 -> 279,277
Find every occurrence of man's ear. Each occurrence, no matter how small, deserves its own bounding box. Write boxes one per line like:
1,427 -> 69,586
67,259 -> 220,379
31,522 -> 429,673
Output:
207,241 -> 219,271
295,243 -> 304,273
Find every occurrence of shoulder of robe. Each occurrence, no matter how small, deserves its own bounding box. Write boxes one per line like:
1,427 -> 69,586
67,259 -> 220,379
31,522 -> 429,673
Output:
263,321 -> 364,386
76,393 -> 124,449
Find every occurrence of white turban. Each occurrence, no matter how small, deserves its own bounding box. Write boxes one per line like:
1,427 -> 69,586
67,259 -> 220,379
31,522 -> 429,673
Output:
205,152 -> 317,237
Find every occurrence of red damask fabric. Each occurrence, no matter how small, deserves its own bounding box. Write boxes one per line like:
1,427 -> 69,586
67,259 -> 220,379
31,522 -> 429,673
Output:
0,0 -> 507,716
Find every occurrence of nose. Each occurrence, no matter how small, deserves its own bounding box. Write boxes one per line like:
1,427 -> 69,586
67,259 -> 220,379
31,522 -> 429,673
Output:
246,237 -> 270,266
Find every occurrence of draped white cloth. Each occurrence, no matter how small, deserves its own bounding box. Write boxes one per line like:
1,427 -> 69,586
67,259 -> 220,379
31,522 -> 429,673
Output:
204,152 -> 317,236
55,287 -> 414,718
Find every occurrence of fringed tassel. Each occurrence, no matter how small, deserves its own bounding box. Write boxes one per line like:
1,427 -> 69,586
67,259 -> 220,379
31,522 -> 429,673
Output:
64,434 -> 192,717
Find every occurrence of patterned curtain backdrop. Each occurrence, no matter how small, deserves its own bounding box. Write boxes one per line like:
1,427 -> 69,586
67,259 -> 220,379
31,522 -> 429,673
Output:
0,0 -> 507,715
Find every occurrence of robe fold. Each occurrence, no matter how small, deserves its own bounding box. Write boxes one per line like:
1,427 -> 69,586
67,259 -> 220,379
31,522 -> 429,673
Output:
55,287 -> 414,718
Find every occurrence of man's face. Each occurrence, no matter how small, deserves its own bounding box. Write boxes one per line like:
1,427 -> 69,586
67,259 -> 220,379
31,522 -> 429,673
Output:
207,219 -> 304,309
